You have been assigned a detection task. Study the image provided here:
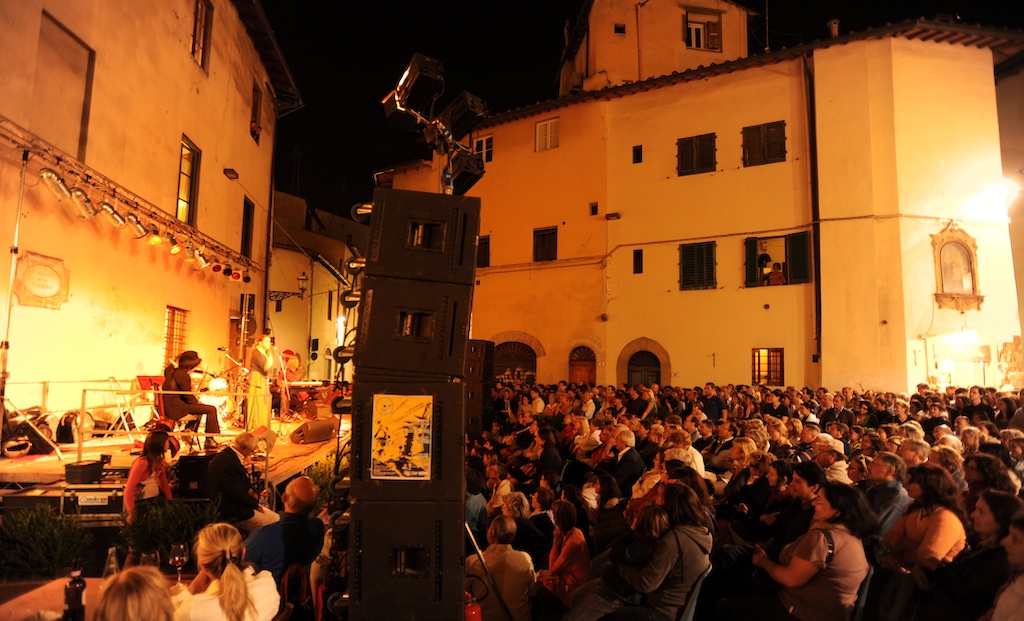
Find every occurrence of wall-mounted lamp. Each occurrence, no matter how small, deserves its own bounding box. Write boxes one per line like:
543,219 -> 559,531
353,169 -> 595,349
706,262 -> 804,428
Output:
223,168 -> 239,180
605,212 -> 622,220
269,271 -> 309,301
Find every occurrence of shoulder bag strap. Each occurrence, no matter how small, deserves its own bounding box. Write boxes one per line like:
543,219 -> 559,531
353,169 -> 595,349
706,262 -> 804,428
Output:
821,529 -> 835,566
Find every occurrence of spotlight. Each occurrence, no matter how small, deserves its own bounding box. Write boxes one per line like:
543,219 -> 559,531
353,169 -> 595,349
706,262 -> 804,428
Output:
98,201 -> 127,228
126,214 -> 148,239
167,234 -> 182,255
242,270 -> 251,283
449,150 -> 486,195
146,224 -> 163,246
230,270 -> 242,281
183,243 -> 196,262
211,259 -> 224,273
350,202 -> 372,223
195,250 -> 211,269
40,168 -> 71,201
69,188 -> 98,218
223,264 -> 233,277
395,53 -> 444,117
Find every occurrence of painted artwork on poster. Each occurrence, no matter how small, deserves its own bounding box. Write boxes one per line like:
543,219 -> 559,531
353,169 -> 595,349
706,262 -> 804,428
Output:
369,394 -> 433,480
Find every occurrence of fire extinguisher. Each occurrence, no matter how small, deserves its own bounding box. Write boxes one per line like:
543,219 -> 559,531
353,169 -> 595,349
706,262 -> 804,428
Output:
465,591 -> 481,621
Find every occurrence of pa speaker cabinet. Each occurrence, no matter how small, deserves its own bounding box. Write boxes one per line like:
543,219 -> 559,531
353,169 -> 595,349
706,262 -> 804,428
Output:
365,188 -> 480,285
348,500 -> 464,621
353,276 -> 473,378
289,418 -> 340,444
464,340 -> 494,383
349,381 -> 464,502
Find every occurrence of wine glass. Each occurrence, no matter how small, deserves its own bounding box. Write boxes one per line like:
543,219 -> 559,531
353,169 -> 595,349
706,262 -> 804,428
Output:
169,543 -> 189,586
139,551 -> 159,567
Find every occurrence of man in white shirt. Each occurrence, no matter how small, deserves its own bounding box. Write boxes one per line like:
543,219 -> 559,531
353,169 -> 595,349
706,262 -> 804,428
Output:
466,516 -> 536,621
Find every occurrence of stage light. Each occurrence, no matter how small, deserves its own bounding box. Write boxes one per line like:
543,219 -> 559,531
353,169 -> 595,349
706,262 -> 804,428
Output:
167,233 -> 182,255
40,168 -> 71,201
395,53 -> 444,117
146,224 -> 164,246
69,188 -> 98,218
195,250 -> 211,269
230,269 -> 242,281
351,202 -> 372,223
183,243 -> 196,262
223,264 -> 233,278
438,91 -> 488,142
242,270 -> 252,283
211,259 -> 224,273
98,201 -> 127,228
381,90 -> 420,132
126,214 -> 148,239
341,289 -> 360,308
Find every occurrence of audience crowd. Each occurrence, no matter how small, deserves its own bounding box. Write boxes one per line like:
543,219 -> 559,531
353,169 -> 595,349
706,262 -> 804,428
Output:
465,380 -> 1024,621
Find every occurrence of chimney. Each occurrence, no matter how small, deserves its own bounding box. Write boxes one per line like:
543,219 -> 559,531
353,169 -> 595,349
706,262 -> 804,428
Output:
827,19 -> 840,38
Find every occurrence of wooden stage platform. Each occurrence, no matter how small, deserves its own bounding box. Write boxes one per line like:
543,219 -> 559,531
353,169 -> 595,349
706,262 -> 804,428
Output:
0,417 -> 350,489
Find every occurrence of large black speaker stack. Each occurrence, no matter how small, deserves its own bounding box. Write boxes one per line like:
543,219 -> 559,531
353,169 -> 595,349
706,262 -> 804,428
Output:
464,340 -> 495,437
334,189 -> 480,621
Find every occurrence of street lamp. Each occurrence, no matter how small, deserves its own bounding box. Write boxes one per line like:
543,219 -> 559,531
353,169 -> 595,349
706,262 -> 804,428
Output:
269,271 -> 309,302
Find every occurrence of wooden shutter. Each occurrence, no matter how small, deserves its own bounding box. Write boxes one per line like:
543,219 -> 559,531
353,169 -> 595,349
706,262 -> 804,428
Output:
742,125 -> 763,166
786,231 -> 811,283
677,137 -> 695,175
765,121 -> 787,163
744,237 -> 759,286
706,21 -> 721,50
680,242 -> 716,290
696,133 -> 716,172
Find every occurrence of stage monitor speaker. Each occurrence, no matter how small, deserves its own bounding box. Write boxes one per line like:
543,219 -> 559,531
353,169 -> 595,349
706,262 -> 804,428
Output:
251,425 -> 277,453
349,381 -> 464,502
348,500 -> 464,621
289,418 -> 340,444
353,276 -> 473,378
177,453 -> 213,498
364,189 -> 480,285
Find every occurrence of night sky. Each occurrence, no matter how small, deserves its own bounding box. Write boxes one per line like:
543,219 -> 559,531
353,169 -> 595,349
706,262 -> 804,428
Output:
262,0 -> 1024,218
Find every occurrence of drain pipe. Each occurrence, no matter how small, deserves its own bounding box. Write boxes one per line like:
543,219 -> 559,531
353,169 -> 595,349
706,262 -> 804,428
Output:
802,53 -> 823,367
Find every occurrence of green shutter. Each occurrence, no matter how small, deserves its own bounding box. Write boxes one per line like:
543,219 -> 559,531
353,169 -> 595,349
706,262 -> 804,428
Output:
786,231 -> 810,284
680,242 -> 716,290
744,237 -> 759,287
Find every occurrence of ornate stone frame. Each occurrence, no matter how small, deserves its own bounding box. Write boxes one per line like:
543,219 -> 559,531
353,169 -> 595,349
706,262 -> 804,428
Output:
931,223 -> 983,312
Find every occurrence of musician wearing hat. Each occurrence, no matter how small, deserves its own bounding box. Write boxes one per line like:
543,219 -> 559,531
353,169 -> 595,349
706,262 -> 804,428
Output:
163,350 -> 221,450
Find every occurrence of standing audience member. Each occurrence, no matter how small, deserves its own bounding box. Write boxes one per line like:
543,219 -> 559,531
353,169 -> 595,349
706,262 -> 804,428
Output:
124,430 -> 173,525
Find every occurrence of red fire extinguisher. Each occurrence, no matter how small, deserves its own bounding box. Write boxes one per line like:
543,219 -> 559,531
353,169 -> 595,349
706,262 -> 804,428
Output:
465,591 -> 482,621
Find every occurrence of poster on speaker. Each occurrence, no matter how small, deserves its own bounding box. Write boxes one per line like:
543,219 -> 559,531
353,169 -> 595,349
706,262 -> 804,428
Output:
369,394 -> 433,480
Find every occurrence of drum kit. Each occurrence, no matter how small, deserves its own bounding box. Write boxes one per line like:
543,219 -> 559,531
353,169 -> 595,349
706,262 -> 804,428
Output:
194,349 -> 249,429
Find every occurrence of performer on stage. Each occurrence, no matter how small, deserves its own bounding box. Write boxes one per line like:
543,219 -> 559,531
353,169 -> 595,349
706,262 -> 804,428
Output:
163,350 -> 221,450
247,331 -> 276,431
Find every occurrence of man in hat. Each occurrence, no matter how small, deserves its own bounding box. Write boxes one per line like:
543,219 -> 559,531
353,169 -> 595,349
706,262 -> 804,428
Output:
162,350 -> 221,450
814,433 -> 852,485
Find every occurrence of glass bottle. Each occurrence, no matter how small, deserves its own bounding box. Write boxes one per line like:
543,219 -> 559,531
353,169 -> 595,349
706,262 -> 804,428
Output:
101,546 -> 119,583
62,568 -> 86,621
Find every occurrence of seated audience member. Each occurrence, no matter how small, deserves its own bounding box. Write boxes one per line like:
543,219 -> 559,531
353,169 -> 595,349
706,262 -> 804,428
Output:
611,426 -> 647,495
985,510 -> 1024,621
729,459 -> 794,545
898,438 -> 931,468
244,475 -> 326,584
92,566 -> 174,621
916,490 -> 1024,621
466,516 -> 536,621
530,487 -> 556,552
591,475 -> 628,555
207,433 -> 280,533
538,500 -> 591,610
716,482 -> 878,621
486,463 -> 512,519
866,451 -> 912,539
503,492 -> 550,570
173,523 -> 280,621
466,468 -> 489,545
928,444 -> 968,491
963,453 -> 1018,516
813,433 -> 853,485
879,464 -> 967,621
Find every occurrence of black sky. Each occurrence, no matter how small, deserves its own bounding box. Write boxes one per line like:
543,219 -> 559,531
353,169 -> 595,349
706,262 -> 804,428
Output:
262,0 -> 1024,217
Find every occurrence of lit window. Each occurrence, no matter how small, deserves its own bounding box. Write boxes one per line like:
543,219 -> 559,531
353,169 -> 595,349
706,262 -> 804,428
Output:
535,118 -> 559,152
177,136 -> 200,225
191,0 -> 212,68
744,233 -> 811,287
684,14 -> 720,50
164,306 -> 189,369
752,348 -> 784,386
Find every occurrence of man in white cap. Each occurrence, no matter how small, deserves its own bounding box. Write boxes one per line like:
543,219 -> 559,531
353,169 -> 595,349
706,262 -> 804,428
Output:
814,433 -> 852,485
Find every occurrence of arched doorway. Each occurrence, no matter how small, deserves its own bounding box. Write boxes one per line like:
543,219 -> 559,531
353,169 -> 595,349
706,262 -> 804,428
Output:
494,341 -> 537,383
627,351 -> 661,387
568,346 -> 597,386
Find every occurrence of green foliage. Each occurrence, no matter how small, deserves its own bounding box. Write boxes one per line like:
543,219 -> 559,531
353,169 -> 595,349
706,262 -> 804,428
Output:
304,450 -> 346,513
119,499 -> 220,565
0,505 -> 93,579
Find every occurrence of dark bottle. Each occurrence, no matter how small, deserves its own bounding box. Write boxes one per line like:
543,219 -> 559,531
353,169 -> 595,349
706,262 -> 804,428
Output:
62,568 -> 86,621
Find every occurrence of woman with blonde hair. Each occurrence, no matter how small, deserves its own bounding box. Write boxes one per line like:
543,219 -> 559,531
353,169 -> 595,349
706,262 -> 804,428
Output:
173,523 -> 279,621
91,566 -> 174,621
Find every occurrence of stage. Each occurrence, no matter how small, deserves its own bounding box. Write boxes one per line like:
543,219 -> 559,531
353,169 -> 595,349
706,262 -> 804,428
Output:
0,417 -> 350,521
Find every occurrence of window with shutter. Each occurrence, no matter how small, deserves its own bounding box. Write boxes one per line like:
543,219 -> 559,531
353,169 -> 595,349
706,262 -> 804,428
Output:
477,235 -> 490,268
679,241 -> 716,290
742,121 -> 786,167
706,21 -> 721,50
786,231 -> 810,283
677,133 -> 716,176
533,227 -> 557,262
744,231 -> 811,287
